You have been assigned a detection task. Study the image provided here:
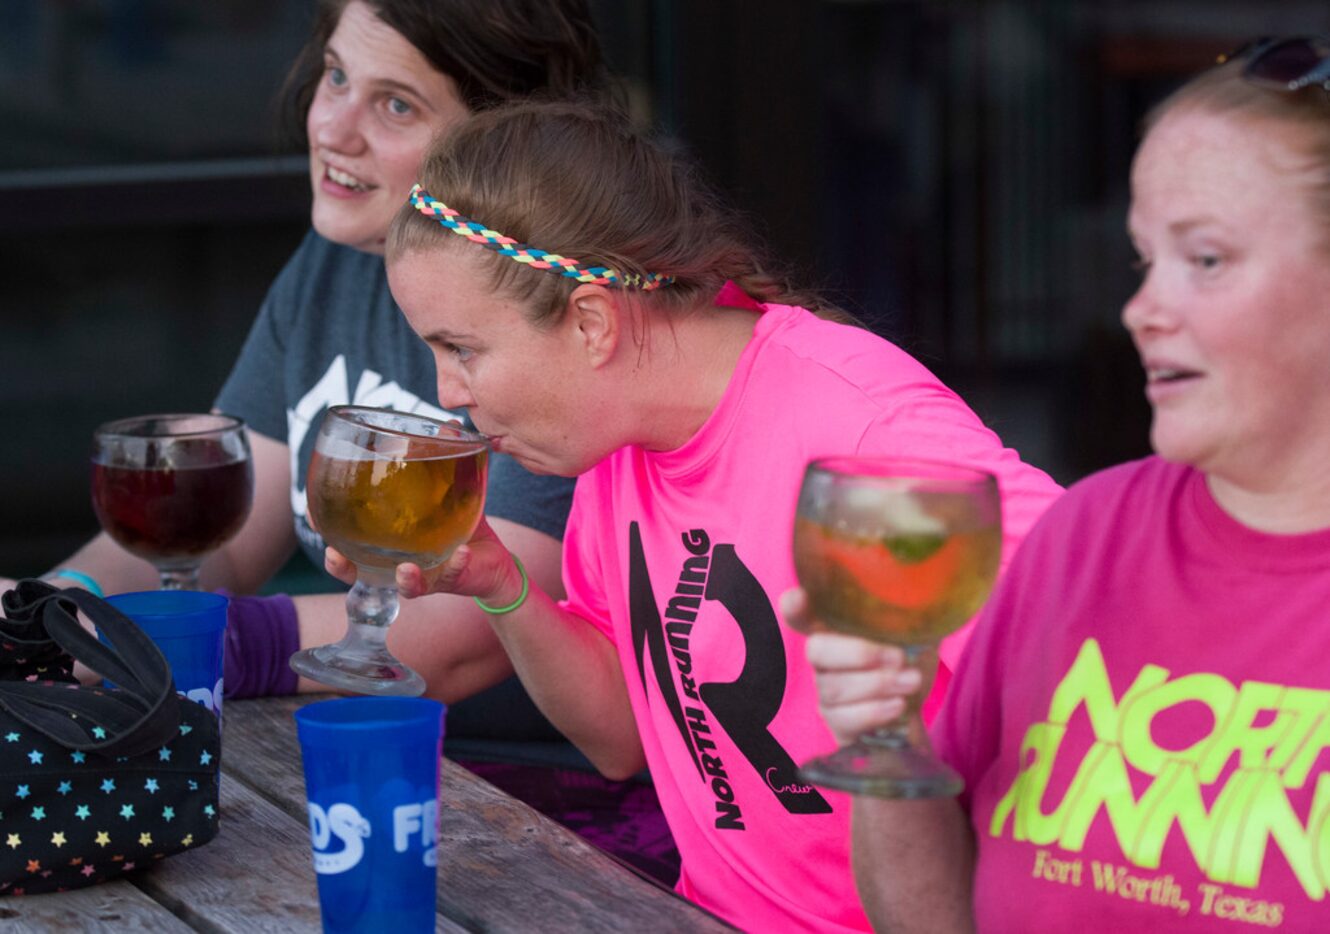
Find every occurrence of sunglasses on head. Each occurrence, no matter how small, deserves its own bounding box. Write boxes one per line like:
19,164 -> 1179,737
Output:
1219,35 -> 1330,92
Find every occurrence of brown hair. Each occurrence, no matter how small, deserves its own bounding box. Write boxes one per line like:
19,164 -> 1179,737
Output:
387,99 -> 853,327
1144,52 -> 1330,247
279,0 -> 606,148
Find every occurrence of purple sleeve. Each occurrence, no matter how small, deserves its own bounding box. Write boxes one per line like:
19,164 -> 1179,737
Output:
223,593 -> 300,699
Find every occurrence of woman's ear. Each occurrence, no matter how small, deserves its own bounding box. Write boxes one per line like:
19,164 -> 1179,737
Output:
564,284 -> 621,367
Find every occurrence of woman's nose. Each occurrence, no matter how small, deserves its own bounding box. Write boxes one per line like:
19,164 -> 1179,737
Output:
309,94 -> 364,155
435,367 -> 474,412
1121,277 -> 1172,336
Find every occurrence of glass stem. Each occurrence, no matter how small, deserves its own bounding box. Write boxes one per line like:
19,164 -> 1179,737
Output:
339,579 -> 401,658
157,564 -> 202,591
862,644 -> 938,750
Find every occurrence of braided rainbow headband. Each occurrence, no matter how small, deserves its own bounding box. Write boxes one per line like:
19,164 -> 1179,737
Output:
408,184 -> 673,291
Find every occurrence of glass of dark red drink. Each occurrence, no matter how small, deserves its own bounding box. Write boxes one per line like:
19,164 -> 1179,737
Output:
91,413 -> 254,590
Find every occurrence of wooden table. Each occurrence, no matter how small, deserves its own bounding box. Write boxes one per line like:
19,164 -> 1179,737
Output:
2,695 -> 733,932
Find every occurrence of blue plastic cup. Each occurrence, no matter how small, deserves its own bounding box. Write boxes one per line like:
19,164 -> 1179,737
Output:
105,590 -> 228,717
294,697 -> 445,934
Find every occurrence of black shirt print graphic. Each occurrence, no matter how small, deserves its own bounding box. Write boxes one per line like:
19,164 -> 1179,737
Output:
628,522 -> 832,830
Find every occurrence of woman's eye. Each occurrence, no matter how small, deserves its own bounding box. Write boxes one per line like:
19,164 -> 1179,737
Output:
387,96 -> 413,117
327,66 -> 347,88
441,342 -> 473,362
1194,253 -> 1222,270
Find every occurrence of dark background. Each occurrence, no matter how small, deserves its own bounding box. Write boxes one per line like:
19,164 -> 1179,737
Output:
2,0 -> 1327,576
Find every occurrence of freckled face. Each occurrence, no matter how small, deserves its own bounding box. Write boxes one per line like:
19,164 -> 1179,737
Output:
1121,108 -> 1330,485
306,1 -> 469,254
388,247 -> 620,476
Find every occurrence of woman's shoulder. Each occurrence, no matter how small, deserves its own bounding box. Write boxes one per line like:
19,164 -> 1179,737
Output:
1035,456 -> 1189,532
757,305 -> 942,391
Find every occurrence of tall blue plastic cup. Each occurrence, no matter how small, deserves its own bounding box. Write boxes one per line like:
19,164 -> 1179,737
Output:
294,697 -> 445,934
105,590 -> 228,717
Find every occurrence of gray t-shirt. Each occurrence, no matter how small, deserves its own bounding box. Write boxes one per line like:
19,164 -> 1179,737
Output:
216,230 -> 575,570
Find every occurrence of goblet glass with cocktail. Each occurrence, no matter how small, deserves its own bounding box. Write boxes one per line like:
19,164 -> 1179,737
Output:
792,457 -> 1001,797
289,405 -> 489,697
91,413 -> 254,591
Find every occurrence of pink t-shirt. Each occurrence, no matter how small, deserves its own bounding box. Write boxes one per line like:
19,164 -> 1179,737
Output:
561,301 -> 1062,931
934,457 -> 1330,931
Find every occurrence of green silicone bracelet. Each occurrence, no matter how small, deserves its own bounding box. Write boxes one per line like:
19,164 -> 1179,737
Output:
473,555 -> 529,615
46,568 -> 105,597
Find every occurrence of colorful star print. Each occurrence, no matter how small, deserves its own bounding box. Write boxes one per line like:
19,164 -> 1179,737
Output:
0,680 -> 220,894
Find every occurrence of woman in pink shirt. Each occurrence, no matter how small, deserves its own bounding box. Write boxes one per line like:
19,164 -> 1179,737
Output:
798,36 -> 1330,932
329,99 -> 1062,930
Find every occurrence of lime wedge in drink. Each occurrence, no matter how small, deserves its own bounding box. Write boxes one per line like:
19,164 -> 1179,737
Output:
883,533 -> 948,564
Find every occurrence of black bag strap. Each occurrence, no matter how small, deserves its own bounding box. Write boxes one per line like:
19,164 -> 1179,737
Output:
0,582 -> 181,758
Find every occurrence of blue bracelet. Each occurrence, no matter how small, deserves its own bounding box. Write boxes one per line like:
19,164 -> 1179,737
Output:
46,568 -> 104,597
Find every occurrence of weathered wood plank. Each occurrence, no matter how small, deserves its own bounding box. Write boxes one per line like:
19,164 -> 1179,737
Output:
224,696 -> 734,933
126,774 -> 326,934
141,755 -> 467,934
0,879 -> 192,932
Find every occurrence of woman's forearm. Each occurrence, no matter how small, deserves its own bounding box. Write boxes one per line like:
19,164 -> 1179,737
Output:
485,582 -> 645,780
852,796 -> 975,933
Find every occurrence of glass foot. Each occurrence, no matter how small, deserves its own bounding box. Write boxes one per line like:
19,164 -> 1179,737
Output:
798,741 -> 963,799
289,640 -> 426,697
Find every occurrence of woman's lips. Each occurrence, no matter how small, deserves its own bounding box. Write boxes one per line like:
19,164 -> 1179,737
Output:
1144,368 -> 1202,403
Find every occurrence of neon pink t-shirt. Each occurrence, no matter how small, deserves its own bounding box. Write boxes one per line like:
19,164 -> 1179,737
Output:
934,457 -> 1330,931
561,302 -> 1062,931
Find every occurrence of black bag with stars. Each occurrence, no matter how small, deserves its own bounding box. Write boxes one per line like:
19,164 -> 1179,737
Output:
0,580 -> 220,895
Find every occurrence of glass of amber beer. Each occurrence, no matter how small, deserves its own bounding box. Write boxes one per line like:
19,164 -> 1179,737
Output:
289,405 -> 489,696
792,457 -> 1001,797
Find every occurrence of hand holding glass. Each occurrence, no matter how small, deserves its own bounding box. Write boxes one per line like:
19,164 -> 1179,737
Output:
289,405 -> 489,697
792,457 -> 1001,797
91,413 -> 254,590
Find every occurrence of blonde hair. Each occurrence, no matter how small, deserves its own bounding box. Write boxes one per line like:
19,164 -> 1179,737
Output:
387,99 -> 854,326
1144,55 -> 1330,247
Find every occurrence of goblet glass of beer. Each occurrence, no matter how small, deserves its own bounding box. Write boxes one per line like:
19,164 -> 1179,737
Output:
792,457 -> 1001,797
289,405 -> 489,697
91,413 -> 254,590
